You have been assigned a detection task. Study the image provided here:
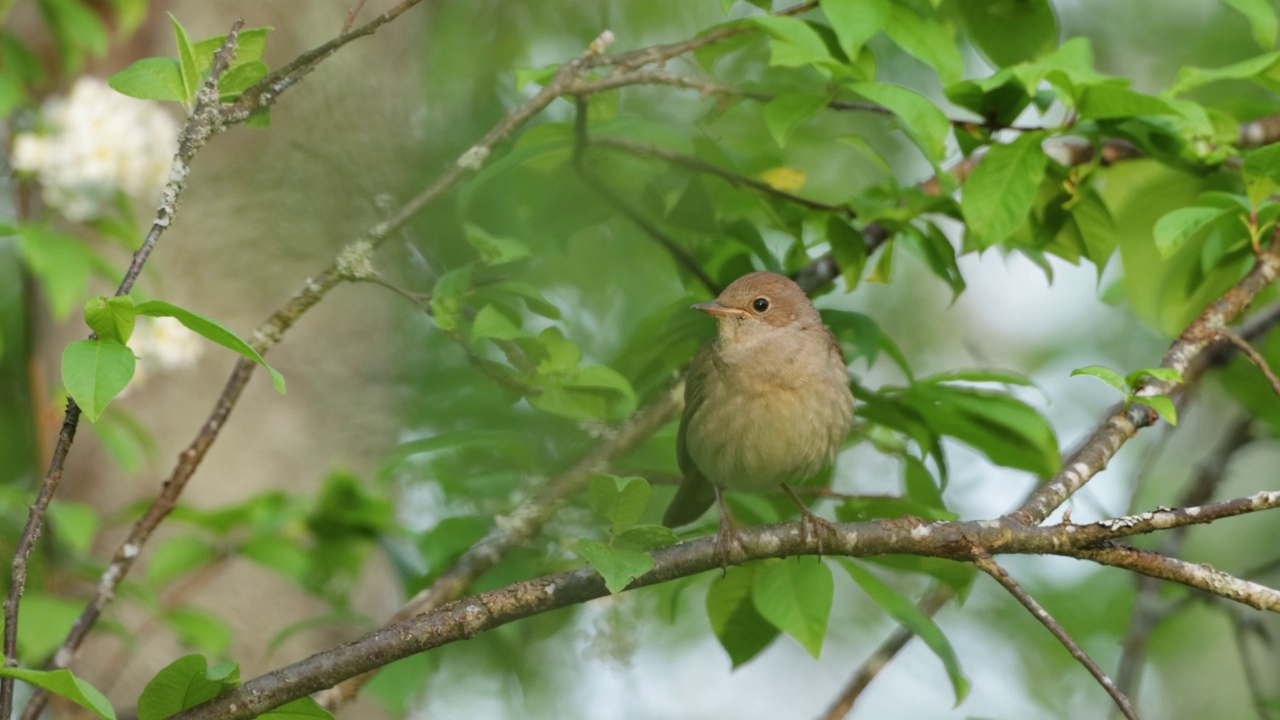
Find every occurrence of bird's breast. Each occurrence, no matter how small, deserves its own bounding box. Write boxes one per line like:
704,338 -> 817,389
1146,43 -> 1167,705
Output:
685,338 -> 854,493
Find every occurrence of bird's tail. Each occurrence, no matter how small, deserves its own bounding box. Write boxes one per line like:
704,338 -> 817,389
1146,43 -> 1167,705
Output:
662,475 -> 716,528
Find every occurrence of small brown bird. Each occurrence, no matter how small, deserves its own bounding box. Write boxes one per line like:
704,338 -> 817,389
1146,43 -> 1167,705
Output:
662,271 -> 855,561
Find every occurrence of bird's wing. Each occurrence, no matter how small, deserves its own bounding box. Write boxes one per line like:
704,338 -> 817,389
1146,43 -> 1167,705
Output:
663,342 -> 718,528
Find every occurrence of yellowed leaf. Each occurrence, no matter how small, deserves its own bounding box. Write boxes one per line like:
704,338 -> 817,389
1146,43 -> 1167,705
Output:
759,167 -> 806,191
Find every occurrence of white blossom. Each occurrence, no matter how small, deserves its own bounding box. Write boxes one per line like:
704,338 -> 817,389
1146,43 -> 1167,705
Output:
11,77 -> 179,222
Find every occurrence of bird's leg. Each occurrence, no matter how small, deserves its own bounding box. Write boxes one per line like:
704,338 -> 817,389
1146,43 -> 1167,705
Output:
782,484 -> 837,557
712,485 -> 745,574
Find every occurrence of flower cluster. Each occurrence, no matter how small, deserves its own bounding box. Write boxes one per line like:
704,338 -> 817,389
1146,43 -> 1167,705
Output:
11,77 -> 179,222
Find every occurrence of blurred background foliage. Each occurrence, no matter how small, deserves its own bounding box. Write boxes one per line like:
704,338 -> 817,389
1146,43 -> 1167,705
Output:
3,0 -> 1280,718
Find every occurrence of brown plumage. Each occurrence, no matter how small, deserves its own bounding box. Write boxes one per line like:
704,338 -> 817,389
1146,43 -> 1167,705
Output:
662,272 -> 855,548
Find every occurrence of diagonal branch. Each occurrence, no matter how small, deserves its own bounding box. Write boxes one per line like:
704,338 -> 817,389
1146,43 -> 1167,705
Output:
972,553 -> 1138,720
2,21 -> 246,720
1011,237 -> 1280,526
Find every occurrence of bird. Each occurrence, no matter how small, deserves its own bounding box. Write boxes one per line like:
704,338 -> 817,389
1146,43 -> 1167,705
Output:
662,271 -> 855,565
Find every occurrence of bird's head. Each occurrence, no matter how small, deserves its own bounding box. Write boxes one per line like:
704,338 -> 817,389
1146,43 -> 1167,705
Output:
693,271 -> 820,346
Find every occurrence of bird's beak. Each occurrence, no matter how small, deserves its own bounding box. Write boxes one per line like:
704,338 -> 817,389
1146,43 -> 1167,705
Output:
692,301 -> 750,319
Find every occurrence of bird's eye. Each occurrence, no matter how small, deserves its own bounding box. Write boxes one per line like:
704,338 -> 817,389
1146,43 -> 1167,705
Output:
752,297 -> 770,312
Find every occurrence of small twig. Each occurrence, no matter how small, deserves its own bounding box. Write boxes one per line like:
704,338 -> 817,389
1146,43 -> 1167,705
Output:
591,136 -> 855,218
571,96 -> 720,295
1215,328 -> 1280,398
1114,416 -> 1254,707
6,22 -> 246,720
819,584 -> 954,720
341,0 -> 369,33
1230,611 -> 1277,720
973,553 -> 1139,720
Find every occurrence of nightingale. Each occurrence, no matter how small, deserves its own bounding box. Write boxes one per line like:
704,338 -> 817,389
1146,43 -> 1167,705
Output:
662,271 -> 855,562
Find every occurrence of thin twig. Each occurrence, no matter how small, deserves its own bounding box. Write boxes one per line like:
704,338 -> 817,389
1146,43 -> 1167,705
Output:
1215,328 -> 1280,397
819,584 -> 954,720
571,97 -> 720,295
4,21 -> 246,720
341,0 -> 369,33
973,553 -> 1139,720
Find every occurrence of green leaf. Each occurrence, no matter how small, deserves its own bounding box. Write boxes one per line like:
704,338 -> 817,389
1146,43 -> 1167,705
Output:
956,0 -> 1057,67
884,4 -> 963,84
485,281 -> 561,319
962,133 -> 1049,249
162,607 -> 231,656
471,304 -> 524,340
47,501 -> 99,555
751,558 -> 834,658
577,539 -> 653,594
217,60 -> 269,99
16,593 -> 80,662
62,339 -> 136,423
820,0 -> 890,60
430,266 -> 472,332
1169,50 -> 1280,95
418,516 -> 492,577
1223,0 -> 1278,50
16,225 -> 96,320
588,474 -> 651,535
762,93 -> 830,147
138,655 -> 238,720
839,560 -> 970,705
1075,84 -> 1179,120
108,57 -> 185,101
706,564 -> 781,668
846,81 -> 951,163
902,384 -> 1060,476
922,368 -> 1034,386
1070,365 -> 1130,395
1125,367 -> 1184,386
0,668 -> 115,720
898,224 -> 964,299
1152,207 -> 1233,259
83,295 -> 136,343
515,64 -> 558,90
464,223 -> 532,265
168,13 -> 199,102
903,454 -> 946,511
747,16 -> 838,75
826,217 -> 868,291
1244,144 -> 1280,207
147,536 -> 218,587
528,363 -> 637,420
1133,395 -> 1178,425
133,300 -> 286,393
260,697 -> 336,719
192,27 -> 272,76
616,524 -> 680,550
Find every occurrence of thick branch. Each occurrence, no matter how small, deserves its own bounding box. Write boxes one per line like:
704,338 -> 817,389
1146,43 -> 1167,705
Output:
178,505 -> 1280,720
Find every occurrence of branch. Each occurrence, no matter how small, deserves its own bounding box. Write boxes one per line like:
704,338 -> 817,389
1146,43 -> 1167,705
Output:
973,553 -> 1138,720
2,21 -> 246,720
178,505 -> 1280,720
1011,237 -> 1280,526
315,378 -> 686,709
23,20 -> 596,720
1213,328 -> 1280,398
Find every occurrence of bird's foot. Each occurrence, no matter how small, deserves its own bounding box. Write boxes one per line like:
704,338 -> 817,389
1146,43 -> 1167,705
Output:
712,520 -> 747,575
783,485 -> 837,557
